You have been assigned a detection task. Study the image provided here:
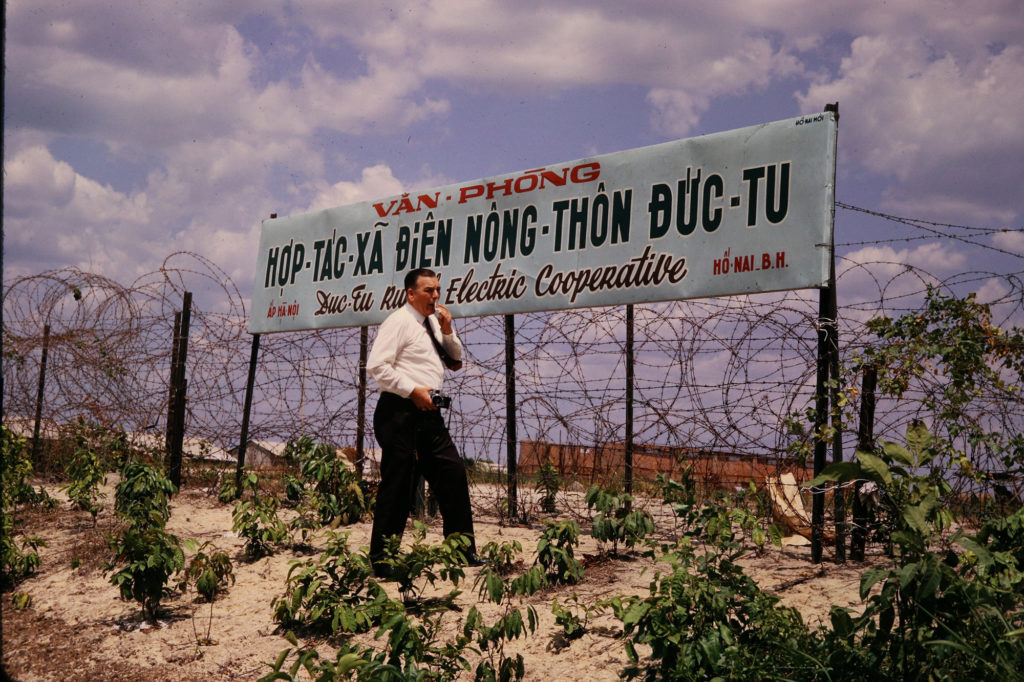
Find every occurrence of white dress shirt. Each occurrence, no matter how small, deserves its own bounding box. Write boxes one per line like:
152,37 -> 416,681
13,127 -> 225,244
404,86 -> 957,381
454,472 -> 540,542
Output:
367,303 -> 463,397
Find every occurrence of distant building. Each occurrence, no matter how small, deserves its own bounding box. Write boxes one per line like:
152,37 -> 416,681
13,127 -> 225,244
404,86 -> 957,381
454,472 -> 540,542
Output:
517,439 -> 812,488
227,440 -> 289,468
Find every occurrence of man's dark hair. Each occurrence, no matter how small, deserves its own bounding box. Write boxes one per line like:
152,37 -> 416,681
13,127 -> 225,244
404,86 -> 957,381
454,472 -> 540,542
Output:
405,268 -> 438,291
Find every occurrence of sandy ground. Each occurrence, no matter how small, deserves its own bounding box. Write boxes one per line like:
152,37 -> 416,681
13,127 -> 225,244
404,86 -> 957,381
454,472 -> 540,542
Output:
2,476 -> 875,681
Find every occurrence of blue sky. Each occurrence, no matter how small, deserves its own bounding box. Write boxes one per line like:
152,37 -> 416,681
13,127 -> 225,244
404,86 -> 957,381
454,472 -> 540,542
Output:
5,0 -> 1023,318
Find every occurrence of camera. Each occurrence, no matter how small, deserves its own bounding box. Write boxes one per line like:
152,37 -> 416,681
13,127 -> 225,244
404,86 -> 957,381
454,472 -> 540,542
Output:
429,389 -> 452,409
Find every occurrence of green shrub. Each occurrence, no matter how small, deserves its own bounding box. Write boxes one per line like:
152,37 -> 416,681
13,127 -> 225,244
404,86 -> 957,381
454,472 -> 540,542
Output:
106,460 -> 182,621
535,459 -> 560,514
272,531 -> 398,634
115,460 -> 177,528
536,519 -> 583,584
268,532 -> 474,680
108,525 -> 184,621
232,471 -> 289,559
178,539 -> 234,602
286,436 -> 370,529
1,512 -> 45,590
1,426 -> 54,509
63,440 -> 106,524
469,557 -> 545,681
585,484 -> 655,555
608,502 -> 817,680
809,422 -> 1024,679
177,539 -> 235,646
479,539 -> 523,575
552,594 -> 593,641
1,426 -> 50,589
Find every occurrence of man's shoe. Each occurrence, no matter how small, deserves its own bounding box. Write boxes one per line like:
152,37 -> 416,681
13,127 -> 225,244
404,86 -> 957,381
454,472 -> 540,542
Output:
465,554 -> 486,567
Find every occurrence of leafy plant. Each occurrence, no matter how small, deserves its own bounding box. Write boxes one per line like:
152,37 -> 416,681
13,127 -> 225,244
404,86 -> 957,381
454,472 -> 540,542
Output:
809,421 -> 1024,679
535,519 -> 584,584
585,485 -> 655,555
232,471 -> 290,559
728,483 -> 783,554
269,532 -> 474,680
469,560 -> 545,681
479,539 -> 523,575
106,460 -> 183,621
62,439 -> 107,524
108,524 -> 185,621
177,539 -> 235,646
535,459 -> 560,514
808,421 -> 954,556
178,539 -> 234,602
373,523 -> 471,603
1,512 -> 45,590
2,426 -> 50,589
260,624 -> 474,682
608,505 -> 817,680
272,531 -> 401,635
1,426 -> 54,510
860,287 -> 1024,486
286,435 -> 369,529
115,459 -> 177,528
552,593 -> 595,642
217,475 -> 238,503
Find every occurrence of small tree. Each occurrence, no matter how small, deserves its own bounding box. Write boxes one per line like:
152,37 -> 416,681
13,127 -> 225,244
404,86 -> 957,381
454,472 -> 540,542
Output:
286,436 -> 370,529
860,287 -> 1024,489
107,461 -> 183,621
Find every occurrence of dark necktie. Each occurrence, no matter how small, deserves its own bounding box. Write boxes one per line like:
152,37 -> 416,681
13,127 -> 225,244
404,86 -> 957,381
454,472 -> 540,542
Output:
424,317 -> 463,371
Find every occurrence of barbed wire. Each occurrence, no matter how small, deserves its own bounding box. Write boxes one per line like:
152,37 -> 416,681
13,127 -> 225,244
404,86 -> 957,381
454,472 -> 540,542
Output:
3,208 -> 1023,500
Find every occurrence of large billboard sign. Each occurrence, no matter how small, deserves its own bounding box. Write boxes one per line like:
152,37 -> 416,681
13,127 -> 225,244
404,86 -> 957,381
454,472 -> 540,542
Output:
250,113 -> 836,333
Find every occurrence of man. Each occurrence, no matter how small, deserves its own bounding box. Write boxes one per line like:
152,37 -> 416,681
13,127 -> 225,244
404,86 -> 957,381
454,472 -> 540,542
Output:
366,267 -> 480,576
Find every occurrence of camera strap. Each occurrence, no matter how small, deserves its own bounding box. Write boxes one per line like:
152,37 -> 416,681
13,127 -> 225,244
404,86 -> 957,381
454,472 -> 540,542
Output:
423,317 -> 463,371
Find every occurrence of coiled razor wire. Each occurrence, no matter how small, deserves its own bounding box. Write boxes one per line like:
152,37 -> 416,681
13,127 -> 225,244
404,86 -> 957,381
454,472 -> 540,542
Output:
3,205 -> 1023,503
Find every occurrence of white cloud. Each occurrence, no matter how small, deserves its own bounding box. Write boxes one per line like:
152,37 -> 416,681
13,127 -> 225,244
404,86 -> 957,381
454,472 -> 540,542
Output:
835,242 -> 973,322
799,38 -> 1024,224
992,229 -> 1024,255
5,0 -> 1023,295
306,164 -> 407,212
4,146 -> 78,215
647,89 -> 708,138
4,146 -> 153,277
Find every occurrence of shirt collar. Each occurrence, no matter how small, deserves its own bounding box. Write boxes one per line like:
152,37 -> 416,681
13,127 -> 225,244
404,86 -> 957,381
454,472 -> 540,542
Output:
405,302 -> 428,324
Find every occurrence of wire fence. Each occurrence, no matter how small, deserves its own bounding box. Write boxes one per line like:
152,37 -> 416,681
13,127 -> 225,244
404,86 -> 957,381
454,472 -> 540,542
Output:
4,207 -> 1023,502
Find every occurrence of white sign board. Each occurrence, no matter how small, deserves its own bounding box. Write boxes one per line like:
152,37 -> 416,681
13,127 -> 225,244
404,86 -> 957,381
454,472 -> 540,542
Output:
251,113 -> 836,332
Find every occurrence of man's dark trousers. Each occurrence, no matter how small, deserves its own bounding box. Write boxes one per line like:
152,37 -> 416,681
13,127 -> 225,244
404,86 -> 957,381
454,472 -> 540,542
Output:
369,391 -> 475,558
